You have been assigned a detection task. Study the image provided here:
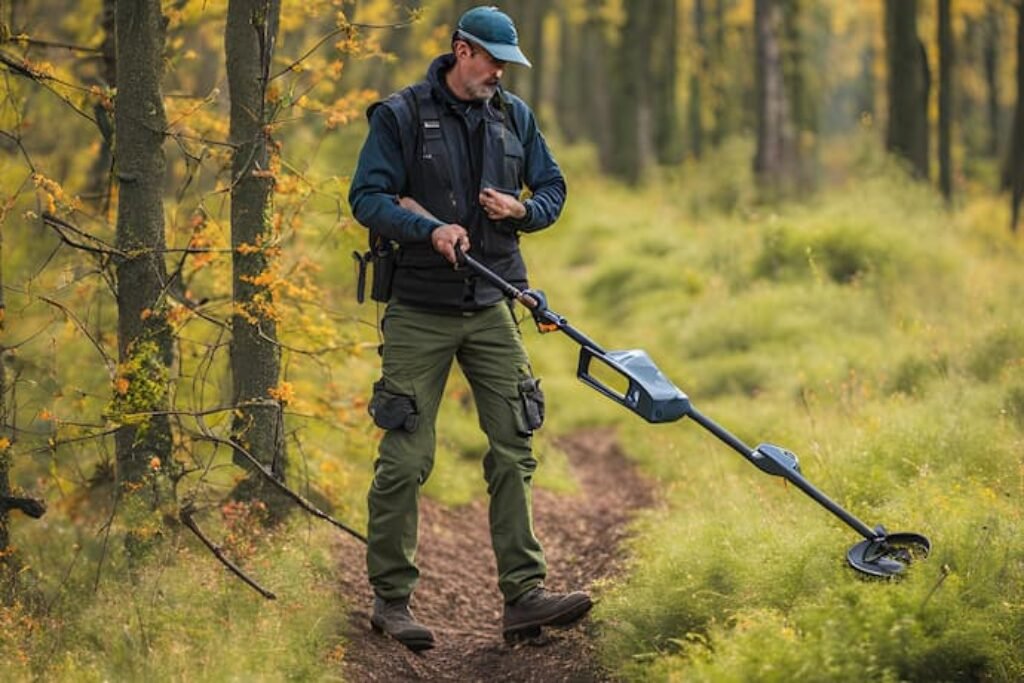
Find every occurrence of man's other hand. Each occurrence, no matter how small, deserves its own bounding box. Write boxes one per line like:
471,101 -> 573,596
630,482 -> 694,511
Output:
431,224 -> 470,264
479,188 -> 526,221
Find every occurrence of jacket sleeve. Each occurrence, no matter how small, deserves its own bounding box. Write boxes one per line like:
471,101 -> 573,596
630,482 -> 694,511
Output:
348,105 -> 443,244
506,97 -> 567,233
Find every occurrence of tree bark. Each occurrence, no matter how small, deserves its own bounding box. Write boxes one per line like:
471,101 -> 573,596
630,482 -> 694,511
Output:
938,0 -> 954,201
885,0 -> 930,179
1005,1 -> 1024,231
113,0 -> 174,486
753,0 -> 797,194
226,0 -> 288,507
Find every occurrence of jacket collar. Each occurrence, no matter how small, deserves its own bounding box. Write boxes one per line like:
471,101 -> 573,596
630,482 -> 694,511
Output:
426,53 -> 506,118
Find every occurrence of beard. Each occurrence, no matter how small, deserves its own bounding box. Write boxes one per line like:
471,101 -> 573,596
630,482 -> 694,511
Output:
466,79 -> 498,101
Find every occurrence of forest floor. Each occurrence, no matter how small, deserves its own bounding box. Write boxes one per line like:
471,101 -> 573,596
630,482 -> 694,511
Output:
333,428 -> 656,682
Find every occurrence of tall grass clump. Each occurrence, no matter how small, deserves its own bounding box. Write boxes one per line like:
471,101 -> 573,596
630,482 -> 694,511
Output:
3,510 -> 352,681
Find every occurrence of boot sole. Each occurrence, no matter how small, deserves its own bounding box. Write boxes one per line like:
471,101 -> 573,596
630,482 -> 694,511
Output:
502,596 -> 593,644
371,620 -> 436,652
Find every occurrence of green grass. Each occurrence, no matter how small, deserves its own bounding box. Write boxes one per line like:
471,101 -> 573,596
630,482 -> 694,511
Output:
526,142 -> 1024,681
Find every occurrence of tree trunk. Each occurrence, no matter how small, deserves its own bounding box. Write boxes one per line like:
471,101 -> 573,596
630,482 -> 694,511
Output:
1,212 -> 8,576
609,0 -> 656,183
783,0 -> 820,190
526,0 -> 545,119
938,0 -> 954,201
753,0 -> 797,194
113,0 -> 175,487
711,0 -> 728,147
984,3 -> 1002,158
1005,1 -> 1024,231
885,0 -> 930,179
555,4 -> 582,143
226,0 -> 288,508
581,0 -> 613,169
689,0 -> 707,160
858,43 -> 876,121
652,0 -> 682,165
86,0 -> 116,208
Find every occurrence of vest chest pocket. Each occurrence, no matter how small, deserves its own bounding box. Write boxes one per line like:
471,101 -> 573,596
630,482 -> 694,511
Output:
482,120 -> 523,196
421,120 -> 448,163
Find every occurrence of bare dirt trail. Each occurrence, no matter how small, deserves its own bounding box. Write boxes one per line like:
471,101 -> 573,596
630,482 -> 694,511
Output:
334,428 -> 656,682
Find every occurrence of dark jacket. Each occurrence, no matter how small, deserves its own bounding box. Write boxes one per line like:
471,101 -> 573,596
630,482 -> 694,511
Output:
348,54 -> 566,309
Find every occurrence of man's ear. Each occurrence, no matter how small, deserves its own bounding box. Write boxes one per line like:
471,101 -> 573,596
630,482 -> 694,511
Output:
453,39 -> 471,60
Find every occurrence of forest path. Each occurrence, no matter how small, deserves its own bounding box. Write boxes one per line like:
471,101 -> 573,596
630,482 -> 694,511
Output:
334,428 -> 656,682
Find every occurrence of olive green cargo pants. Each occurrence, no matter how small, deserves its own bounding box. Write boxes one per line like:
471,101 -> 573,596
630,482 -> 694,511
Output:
366,301 -> 547,603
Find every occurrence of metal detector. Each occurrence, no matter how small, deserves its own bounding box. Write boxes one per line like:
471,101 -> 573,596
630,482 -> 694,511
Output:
458,249 -> 931,578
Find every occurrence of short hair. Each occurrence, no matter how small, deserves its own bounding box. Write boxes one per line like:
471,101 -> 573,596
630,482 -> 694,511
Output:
451,30 -> 480,53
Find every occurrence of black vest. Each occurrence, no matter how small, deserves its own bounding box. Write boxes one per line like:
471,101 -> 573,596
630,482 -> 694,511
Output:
373,81 -> 528,309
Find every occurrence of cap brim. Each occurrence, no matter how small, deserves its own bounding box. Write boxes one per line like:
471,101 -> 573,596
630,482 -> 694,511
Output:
457,30 -> 532,67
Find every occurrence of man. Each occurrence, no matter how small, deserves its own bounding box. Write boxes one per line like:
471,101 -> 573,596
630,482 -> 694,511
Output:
348,5 -> 591,651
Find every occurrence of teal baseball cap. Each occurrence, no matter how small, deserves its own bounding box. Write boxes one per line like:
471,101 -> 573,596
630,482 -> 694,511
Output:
456,6 -> 532,67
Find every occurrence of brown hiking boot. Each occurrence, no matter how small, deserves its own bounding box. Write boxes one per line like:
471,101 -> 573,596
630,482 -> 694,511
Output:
370,596 -> 435,652
502,587 -> 593,643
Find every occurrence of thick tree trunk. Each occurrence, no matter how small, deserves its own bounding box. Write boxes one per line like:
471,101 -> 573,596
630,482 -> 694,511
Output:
753,0 -> 797,193
938,0 -> 954,201
113,0 -> 174,486
226,0 -> 288,507
1005,2 -> 1024,231
885,0 -> 930,179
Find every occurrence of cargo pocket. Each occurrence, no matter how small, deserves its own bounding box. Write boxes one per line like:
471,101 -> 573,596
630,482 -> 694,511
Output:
368,379 -> 419,432
515,377 -> 545,436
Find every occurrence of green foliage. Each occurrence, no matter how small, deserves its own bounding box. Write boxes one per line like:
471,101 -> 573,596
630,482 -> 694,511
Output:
967,325 -> 1024,382
5,516 -> 347,681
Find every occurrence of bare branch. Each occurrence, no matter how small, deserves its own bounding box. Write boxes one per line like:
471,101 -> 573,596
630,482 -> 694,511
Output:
34,293 -> 116,374
190,429 -> 367,544
2,35 -> 103,53
41,211 -> 125,257
270,17 -> 418,81
0,495 -> 47,518
180,502 -> 277,600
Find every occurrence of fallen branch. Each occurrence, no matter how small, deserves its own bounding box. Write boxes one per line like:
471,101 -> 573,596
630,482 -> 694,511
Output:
0,495 -> 46,518
180,501 -> 276,600
192,429 -> 367,544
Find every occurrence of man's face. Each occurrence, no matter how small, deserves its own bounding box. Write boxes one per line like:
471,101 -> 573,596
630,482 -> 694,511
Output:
454,40 -> 505,101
